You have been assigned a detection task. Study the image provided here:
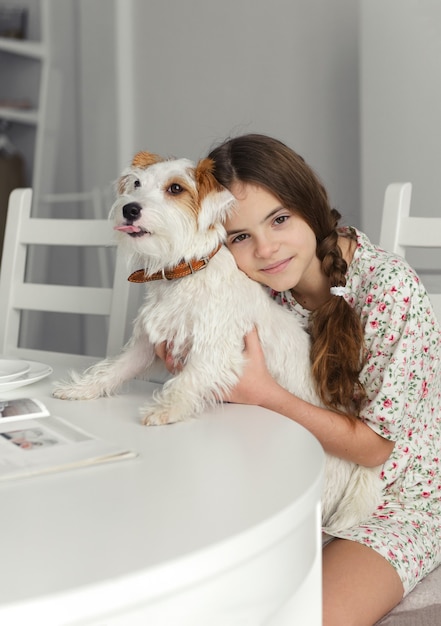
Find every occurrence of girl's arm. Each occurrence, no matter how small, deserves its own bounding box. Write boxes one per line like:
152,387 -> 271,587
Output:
227,328 -> 394,468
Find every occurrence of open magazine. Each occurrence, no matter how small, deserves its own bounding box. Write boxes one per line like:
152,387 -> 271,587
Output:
0,398 -> 137,481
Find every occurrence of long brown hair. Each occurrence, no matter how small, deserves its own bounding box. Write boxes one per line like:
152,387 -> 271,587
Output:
208,133 -> 366,418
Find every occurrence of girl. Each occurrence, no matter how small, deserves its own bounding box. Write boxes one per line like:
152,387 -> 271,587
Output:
158,133 -> 441,625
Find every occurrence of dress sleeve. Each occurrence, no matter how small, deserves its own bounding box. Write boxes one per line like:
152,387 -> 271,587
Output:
358,274 -> 435,440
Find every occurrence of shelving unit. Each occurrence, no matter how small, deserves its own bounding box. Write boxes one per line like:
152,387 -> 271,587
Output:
0,38 -> 45,161
0,0 -> 49,197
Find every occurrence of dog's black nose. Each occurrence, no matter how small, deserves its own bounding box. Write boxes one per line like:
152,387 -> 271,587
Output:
122,202 -> 142,221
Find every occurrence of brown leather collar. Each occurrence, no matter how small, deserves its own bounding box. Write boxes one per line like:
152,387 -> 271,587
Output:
128,244 -> 222,283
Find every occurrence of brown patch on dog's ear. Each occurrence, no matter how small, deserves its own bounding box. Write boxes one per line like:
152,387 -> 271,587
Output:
118,174 -> 130,195
131,151 -> 162,169
195,158 -> 226,202
195,158 -> 235,231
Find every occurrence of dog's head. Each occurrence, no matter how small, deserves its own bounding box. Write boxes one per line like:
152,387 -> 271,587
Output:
111,151 -> 235,273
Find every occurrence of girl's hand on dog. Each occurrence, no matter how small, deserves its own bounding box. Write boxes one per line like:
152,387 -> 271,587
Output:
221,327 -> 281,405
155,328 -> 281,406
155,341 -> 185,374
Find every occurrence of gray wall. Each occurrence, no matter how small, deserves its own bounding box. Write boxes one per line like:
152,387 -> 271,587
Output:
360,0 -> 441,241
46,0 -> 361,228
360,0 -> 441,299
120,0 -> 361,227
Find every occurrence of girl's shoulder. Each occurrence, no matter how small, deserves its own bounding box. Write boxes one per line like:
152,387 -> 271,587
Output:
342,227 -> 425,307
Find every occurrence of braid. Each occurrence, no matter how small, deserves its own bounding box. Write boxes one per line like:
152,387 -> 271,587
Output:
310,213 -> 366,418
319,210 -> 348,284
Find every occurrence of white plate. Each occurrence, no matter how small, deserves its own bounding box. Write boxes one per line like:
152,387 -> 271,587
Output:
0,361 -> 53,392
0,359 -> 31,383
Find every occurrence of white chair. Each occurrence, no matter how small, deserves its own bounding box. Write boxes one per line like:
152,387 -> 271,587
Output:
379,182 -> 441,321
376,183 -> 441,624
0,188 -> 132,367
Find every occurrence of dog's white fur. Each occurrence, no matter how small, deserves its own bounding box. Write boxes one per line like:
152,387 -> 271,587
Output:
53,151 -> 382,532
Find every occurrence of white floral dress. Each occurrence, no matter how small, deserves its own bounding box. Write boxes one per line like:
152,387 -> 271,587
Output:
271,227 -> 441,595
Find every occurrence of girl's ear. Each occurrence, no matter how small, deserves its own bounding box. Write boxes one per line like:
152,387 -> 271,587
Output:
195,158 -> 235,231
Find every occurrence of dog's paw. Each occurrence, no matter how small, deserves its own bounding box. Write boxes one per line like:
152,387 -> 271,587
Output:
141,407 -> 173,426
52,381 -> 104,401
140,404 -> 189,426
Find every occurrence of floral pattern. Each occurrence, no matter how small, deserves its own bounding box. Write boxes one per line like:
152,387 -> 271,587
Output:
271,228 -> 441,595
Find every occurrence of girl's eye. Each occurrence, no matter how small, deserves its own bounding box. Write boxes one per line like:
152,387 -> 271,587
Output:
231,233 -> 248,244
134,179 -> 141,188
274,214 -> 289,225
167,183 -> 183,195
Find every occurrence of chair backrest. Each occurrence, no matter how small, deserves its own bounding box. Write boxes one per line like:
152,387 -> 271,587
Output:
379,182 -> 441,321
0,188 -> 131,365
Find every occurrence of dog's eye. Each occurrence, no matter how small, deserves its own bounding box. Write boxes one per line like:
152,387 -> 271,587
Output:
134,179 -> 141,189
167,183 -> 183,195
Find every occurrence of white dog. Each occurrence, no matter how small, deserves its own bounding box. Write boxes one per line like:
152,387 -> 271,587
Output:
53,151 -> 382,532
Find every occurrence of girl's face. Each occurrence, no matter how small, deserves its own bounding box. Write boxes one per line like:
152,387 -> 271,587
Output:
225,183 -> 321,295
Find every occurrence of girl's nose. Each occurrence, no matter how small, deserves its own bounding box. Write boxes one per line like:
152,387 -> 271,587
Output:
254,236 -> 279,259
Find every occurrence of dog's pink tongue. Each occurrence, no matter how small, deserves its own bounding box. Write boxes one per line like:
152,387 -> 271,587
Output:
114,224 -> 141,233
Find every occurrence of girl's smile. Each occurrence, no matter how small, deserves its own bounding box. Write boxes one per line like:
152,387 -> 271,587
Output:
261,257 -> 293,275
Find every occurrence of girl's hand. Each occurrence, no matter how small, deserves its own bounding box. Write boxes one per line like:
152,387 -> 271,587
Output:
222,327 -> 278,405
155,341 -> 185,374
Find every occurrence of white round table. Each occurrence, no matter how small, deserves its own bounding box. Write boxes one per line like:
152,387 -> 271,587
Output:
0,358 -> 324,625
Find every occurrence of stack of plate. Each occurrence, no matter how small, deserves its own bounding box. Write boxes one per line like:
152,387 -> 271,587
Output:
0,359 -> 53,392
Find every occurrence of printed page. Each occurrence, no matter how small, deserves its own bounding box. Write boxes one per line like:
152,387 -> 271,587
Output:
0,398 -> 49,423
0,416 -> 136,481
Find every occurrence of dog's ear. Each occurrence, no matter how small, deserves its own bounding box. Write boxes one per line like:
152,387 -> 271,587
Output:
195,158 -> 225,196
195,158 -> 235,231
132,151 -> 162,169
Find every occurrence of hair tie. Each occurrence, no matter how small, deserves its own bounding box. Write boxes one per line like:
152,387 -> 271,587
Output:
330,286 -> 347,297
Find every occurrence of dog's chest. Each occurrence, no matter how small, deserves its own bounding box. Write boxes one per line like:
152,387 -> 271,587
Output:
138,275 -> 217,341
136,257 -> 262,349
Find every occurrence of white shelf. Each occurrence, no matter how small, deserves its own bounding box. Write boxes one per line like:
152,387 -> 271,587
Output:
0,36 -> 46,59
0,106 -> 39,125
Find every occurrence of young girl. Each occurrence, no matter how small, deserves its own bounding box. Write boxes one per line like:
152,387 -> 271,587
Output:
157,135 -> 441,626
205,134 -> 441,625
